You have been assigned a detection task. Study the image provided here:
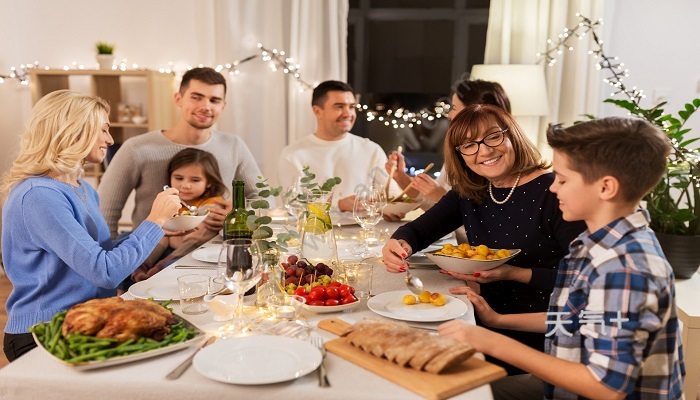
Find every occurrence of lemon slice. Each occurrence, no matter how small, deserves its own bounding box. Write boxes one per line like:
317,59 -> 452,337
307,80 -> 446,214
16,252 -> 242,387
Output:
304,216 -> 332,234
307,202 -> 330,218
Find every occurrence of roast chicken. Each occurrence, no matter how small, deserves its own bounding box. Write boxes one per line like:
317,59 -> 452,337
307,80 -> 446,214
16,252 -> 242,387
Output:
62,297 -> 174,342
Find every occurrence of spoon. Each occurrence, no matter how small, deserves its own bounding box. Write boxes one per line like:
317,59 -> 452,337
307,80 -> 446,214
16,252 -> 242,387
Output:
163,185 -> 198,215
404,257 -> 424,295
203,286 -> 227,302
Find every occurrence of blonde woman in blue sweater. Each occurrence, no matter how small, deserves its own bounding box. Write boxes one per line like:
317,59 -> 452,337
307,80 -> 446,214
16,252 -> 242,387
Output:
1,90 -> 181,362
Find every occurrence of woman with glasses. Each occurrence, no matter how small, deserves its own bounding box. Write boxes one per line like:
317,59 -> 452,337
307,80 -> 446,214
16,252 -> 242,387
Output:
382,104 -> 586,376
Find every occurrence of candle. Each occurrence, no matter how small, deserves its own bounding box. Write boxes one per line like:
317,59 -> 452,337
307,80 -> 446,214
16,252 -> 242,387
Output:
278,305 -> 296,319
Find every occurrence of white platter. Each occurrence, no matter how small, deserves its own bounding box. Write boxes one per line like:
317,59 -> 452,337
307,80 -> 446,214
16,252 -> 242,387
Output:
128,280 -> 180,301
302,300 -> 361,313
367,290 -> 468,322
193,335 -> 321,384
31,314 -> 204,370
191,246 -> 221,263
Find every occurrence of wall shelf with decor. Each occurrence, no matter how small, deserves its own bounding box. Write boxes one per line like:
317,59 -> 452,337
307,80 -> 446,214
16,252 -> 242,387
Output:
29,69 -> 178,184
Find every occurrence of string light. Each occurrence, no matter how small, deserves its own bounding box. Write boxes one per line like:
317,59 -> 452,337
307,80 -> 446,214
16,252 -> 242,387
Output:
355,100 -> 450,129
539,12 -> 700,193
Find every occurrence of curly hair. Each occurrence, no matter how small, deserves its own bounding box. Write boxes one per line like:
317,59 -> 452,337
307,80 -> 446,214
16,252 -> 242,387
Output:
1,90 -> 110,201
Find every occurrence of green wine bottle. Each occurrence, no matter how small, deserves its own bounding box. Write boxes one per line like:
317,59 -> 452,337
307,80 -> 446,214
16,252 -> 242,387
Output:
223,180 -> 252,240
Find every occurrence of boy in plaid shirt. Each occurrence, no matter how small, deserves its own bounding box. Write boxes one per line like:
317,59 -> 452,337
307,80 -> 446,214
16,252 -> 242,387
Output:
439,117 -> 685,399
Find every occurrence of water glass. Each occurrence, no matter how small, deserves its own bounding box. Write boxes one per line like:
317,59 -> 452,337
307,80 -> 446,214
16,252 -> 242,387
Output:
341,262 -> 373,300
177,274 -> 210,315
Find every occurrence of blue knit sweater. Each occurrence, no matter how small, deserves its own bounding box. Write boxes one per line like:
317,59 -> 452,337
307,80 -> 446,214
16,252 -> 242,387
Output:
2,176 -> 164,333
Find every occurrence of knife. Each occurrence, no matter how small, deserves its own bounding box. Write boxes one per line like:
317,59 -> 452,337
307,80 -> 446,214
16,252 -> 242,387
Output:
165,336 -> 216,379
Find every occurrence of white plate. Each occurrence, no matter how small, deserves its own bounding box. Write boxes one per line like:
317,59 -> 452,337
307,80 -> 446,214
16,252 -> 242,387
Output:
367,290 -> 468,322
425,249 -> 521,274
193,336 -> 321,384
191,246 -> 221,263
302,300 -> 361,313
128,280 -> 180,301
31,314 -> 205,370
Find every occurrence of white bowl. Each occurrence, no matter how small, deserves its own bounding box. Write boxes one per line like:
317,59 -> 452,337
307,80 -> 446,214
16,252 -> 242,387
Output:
131,116 -> 147,124
384,201 -> 420,215
302,301 -> 361,313
162,214 -> 207,231
425,249 -> 521,274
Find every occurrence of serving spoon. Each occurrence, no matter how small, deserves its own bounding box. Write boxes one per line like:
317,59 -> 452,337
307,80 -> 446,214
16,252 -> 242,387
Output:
404,257 -> 424,295
163,185 -> 198,215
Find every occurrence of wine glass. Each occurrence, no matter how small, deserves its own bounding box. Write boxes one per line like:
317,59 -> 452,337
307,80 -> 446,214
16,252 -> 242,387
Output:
283,176 -> 307,231
352,186 -> 387,257
217,238 -> 264,336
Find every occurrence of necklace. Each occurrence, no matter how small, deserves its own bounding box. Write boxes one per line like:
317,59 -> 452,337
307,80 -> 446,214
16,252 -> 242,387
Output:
488,173 -> 522,205
50,176 -> 91,215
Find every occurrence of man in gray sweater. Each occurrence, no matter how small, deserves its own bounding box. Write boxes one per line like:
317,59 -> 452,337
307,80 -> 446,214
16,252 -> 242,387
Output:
99,67 -> 262,239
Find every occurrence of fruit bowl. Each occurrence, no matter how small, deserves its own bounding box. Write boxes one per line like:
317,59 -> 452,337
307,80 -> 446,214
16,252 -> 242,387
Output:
162,214 -> 207,231
384,201 -> 420,215
425,249 -> 521,274
302,301 -> 361,314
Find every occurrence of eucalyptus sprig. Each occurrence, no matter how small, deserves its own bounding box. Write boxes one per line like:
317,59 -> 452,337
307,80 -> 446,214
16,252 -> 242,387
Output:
246,177 -> 298,253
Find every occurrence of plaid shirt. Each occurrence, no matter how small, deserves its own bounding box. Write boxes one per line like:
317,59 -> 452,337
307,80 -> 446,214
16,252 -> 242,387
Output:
544,211 -> 685,399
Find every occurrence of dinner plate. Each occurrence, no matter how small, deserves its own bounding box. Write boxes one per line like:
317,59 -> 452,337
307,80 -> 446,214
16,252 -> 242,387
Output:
31,314 -> 205,370
302,300 -> 361,313
367,290 -> 468,322
193,336 -> 321,384
128,280 -> 180,301
191,246 -> 221,263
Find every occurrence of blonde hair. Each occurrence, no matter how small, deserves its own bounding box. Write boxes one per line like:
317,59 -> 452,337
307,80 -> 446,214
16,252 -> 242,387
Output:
1,90 -> 110,201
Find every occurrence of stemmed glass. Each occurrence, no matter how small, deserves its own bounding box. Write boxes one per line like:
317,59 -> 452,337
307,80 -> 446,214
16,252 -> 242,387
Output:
352,186 -> 387,257
282,176 -> 306,231
217,238 -> 264,337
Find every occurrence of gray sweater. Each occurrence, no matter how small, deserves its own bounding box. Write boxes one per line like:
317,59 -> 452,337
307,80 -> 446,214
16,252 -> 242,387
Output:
98,130 -> 262,238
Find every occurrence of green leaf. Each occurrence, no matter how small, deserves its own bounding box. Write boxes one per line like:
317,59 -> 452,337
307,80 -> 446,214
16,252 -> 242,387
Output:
679,110 -> 689,121
269,187 -> 282,196
251,199 -> 269,209
693,99 -> 700,108
254,216 -> 272,225
258,190 -> 270,198
252,230 -> 272,240
259,226 -> 273,236
255,182 -> 266,188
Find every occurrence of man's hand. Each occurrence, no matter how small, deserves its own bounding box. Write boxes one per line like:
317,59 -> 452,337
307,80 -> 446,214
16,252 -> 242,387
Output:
338,195 -> 356,212
412,174 -> 447,203
382,211 -> 405,222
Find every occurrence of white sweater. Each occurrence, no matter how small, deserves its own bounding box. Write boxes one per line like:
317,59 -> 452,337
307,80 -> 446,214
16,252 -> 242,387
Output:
278,133 -> 400,206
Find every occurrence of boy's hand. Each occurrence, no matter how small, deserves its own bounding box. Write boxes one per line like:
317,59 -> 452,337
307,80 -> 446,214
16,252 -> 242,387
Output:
449,286 -> 501,327
438,321 -> 494,354
439,264 -> 532,285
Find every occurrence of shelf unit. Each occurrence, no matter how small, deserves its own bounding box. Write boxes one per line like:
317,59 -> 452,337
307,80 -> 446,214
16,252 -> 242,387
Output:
29,69 -> 178,183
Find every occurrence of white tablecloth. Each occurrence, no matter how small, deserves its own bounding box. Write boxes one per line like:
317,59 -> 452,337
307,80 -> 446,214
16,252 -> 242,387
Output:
0,219 -> 493,400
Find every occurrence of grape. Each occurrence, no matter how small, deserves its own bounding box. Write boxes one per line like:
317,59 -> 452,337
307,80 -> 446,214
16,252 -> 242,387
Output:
287,255 -> 299,264
285,276 -> 299,286
295,268 -> 305,277
305,265 -> 314,275
297,260 -> 307,269
285,267 -> 296,277
326,267 -> 333,276
304,274 -> 315,284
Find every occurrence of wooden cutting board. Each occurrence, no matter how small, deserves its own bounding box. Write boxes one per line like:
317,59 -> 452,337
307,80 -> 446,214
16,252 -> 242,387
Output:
318,318 -> 506,400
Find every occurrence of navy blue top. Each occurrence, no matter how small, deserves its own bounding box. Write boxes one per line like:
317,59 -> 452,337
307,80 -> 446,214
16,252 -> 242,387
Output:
393,173 -> 587,374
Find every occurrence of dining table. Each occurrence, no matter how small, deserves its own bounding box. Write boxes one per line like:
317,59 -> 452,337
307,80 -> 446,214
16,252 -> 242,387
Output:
0,213 -> 497,400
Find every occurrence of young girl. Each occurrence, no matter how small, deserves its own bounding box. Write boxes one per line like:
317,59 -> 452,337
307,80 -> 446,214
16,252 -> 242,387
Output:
130,148 -> 227,282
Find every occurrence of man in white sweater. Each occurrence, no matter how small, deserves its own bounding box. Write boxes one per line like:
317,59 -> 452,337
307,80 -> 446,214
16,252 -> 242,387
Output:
278,80 -> 398,211
99,67 -> 262,238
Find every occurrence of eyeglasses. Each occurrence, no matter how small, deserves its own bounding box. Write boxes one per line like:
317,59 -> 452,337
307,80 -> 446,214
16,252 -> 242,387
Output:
454,128 -> 508,156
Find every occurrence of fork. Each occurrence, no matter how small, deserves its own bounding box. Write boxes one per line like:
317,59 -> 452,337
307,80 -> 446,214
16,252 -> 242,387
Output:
312,335 -> 331,387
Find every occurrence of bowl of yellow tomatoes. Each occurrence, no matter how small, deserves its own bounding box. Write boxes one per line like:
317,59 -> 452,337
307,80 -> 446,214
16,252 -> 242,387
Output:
425,243 -> 521,274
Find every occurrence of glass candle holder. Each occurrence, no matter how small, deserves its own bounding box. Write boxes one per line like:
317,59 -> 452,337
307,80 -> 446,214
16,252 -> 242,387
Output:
267,294 -> 305,320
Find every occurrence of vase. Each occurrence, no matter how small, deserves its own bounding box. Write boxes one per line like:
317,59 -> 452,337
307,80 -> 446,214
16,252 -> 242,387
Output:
255,247 -> 284,307
299,190 -> 338,272
96,54 -> 114,70
655,232 -> 700,279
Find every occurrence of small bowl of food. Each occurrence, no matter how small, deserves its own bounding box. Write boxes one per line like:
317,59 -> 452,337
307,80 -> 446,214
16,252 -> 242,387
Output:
425,243 -> 521,275
162,212 -> 207,231
384,196 -> 420,215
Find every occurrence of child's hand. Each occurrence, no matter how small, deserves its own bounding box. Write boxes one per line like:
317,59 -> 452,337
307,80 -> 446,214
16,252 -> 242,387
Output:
449,286 -> 501,327
438,320 -> 493,354
202,198 -> 230,231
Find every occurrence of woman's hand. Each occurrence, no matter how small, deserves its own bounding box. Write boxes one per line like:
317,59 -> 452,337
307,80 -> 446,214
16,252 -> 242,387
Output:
382,211 -> 405,222
411,174 -> 447,203
145,188 -> 182,227
439,264 -> 532,284
449,286 -> 501,327
381,239 -> 412,273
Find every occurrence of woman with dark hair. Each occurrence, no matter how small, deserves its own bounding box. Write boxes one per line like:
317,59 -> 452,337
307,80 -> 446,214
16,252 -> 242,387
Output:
385,79 -> 512,217
382,104 -> 586,375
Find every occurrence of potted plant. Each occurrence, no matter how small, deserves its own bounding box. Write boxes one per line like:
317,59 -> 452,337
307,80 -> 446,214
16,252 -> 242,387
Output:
606,98 -> 700,278
95,42 -> 115,70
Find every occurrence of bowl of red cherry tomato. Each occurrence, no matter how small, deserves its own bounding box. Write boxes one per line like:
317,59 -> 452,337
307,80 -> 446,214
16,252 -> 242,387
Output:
296,281 -> 361,313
